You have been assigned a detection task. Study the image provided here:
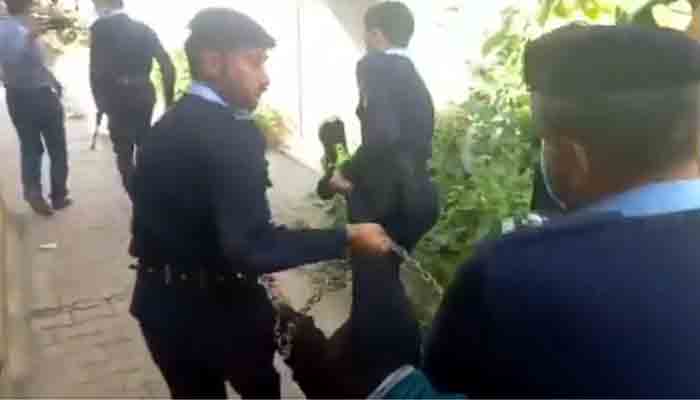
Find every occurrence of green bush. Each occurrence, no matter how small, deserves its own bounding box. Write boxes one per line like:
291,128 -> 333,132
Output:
414,7 -> 538,287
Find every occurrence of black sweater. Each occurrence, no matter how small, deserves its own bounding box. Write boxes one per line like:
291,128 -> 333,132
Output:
130,94 -> 347,274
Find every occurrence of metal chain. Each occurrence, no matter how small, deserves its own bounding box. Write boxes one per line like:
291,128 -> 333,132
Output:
259,272 -> 334,360
260,244 -> 445,360
263,214 -> 544,360
390,242 -> 445,299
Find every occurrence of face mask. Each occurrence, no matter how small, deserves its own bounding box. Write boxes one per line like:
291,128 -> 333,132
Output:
540,142 -> 567,211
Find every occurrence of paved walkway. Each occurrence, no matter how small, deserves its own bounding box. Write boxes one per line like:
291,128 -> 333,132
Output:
0,92 -> 350,397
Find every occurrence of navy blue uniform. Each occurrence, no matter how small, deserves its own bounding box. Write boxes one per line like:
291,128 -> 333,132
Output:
90,13 -> 174,194
424,209 -> 700,397
129,93 -> 347,398
342,51 -> 438,251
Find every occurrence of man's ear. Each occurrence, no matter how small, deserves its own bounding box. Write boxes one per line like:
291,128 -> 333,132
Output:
560,136 -> 591,193
568,138 -> 590,178
198,49 -> 224,80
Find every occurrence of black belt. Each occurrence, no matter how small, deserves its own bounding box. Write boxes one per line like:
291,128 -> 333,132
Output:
130,263 -> 258,289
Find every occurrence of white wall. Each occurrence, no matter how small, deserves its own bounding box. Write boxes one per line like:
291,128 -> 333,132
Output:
292,0 -> 367,166
407,0 -> 512,107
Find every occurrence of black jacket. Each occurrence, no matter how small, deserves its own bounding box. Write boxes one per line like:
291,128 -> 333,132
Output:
130,94 -> 347,325
89,14 -> 174,111
342,52 -> 435,225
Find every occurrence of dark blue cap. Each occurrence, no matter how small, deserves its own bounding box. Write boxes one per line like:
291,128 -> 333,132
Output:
525,24 -> 700,97
188,8 -> 276,51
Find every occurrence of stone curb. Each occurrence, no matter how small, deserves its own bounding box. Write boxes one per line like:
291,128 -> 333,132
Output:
0,206 -> 29,396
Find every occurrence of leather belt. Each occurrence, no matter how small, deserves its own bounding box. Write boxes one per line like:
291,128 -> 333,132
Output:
130,263 -> 257,289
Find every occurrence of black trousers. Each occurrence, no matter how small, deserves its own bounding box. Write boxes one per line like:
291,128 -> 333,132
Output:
5,87 -> 68,201
102,83 -> 155,195
134,278 -> 280,399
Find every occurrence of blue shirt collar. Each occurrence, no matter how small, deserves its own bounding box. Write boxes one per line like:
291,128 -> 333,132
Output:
586,179 -> 700,217
101,8 -> 126,18
188,81 -> 254,121
385,47 -> 410,59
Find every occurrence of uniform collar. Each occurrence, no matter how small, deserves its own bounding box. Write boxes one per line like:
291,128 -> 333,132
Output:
188,81 -> 254,121
385,47 -> 410,59
586,179 -> 700,217
100,8 -> 126,18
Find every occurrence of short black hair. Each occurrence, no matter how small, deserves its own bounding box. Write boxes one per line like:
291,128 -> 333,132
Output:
526,24 -> 700,178
185,8 -> 276,80
6,0 -> 32,15
364,2 -> 414,48
319,117 -> 347,166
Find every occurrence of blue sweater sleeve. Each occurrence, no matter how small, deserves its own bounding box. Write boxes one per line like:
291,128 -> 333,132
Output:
208,122 -> 348,274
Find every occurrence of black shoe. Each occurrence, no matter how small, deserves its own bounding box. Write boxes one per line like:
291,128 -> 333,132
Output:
27,196 -> 54,217
52,197 -> 74,211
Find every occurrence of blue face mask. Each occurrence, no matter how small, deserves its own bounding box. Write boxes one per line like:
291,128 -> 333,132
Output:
540,143 -> 567,211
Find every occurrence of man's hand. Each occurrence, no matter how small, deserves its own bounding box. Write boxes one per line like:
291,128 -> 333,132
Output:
347,223 -> 393,256
329,170 -> 353,194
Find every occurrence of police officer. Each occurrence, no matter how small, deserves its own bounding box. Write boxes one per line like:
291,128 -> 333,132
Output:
0,0 -> 72,216
129,8 -> 392,399
328,2 -> 439,252
89,0 -> 174,195
423,24 -> 700,397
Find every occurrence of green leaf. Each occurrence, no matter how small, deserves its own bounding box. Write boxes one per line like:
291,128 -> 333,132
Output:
581,0 -> 603,18
538,0 -> 559,25
555,0 -> 575,16
481,29 -> 509,56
